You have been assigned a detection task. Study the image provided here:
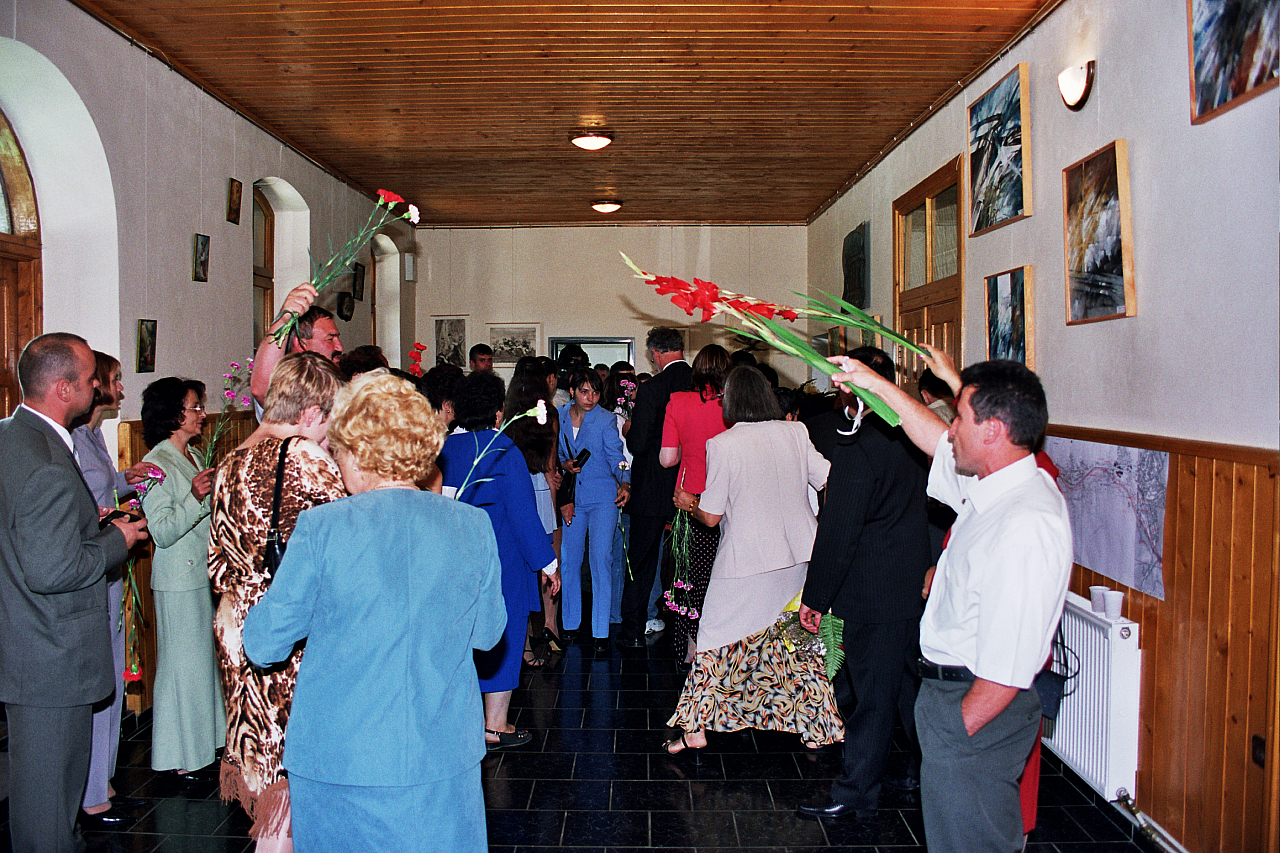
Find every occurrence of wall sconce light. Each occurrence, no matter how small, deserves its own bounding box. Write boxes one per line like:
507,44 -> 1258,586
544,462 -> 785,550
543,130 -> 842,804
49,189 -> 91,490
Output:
591,200 -> 623,213
571,131 -> 614,150
1058,61 -> 1095,110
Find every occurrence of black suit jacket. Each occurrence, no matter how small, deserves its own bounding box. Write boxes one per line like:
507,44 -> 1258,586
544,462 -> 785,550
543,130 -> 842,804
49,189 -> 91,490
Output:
0,406 -> 129,707
802,413 -> 931,624
625,359 -> 691,516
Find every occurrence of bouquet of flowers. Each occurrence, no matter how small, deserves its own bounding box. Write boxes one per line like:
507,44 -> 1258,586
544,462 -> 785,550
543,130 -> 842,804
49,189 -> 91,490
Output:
272,189 -> 420,346
622,253 -> 927,427
407,341 -> 428,377
766,591 -> 846,680
119,469 -> 165,682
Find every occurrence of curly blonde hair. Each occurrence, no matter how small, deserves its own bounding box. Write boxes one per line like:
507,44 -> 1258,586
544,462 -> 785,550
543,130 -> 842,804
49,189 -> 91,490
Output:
327,370 -> 444,482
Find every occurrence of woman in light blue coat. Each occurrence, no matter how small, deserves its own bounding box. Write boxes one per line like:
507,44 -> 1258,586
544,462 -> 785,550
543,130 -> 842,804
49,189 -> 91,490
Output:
140,377 -> 225,775
245,372 -> 505,853
557,369 -> 630,653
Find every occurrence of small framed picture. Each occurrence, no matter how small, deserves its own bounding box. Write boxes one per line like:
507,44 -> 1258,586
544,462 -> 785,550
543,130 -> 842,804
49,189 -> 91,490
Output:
192,234 -> 210,282
226,178 -> 243,224
336,292 -> 355,322
352,262 -> 366,301
487,323 -> 541,365
403,253 -> 416,282
136,319 -> 157,373
985,266 -> 1034,368
433,315 -> 468,368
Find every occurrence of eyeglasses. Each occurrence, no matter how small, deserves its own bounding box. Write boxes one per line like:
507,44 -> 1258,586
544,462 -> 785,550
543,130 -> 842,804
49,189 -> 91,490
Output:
183,404 -> 206,413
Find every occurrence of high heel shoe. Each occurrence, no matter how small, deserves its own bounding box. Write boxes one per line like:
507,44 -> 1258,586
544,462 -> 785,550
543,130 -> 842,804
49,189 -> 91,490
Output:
542,627 -> 566,653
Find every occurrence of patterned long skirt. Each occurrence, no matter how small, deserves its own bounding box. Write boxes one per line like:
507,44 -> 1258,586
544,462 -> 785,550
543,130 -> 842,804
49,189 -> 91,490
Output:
667,512 -> 720,655
666,619 -> 845,746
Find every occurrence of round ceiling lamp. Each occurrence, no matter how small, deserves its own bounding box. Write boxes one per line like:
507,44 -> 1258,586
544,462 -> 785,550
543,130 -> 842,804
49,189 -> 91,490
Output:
571,130 -> 614,151
591,200 -> 623,214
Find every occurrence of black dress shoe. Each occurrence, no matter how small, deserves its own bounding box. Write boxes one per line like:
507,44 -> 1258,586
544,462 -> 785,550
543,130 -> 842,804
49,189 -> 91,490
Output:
617,635 -> 645,649
593,638 -> 612,655
795,799 -> 876,822
109,795 -> 148,810
79,806 -> 139,829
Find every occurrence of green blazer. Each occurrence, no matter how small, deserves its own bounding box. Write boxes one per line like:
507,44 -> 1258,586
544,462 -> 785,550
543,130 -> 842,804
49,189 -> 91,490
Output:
141,439 -> 212,592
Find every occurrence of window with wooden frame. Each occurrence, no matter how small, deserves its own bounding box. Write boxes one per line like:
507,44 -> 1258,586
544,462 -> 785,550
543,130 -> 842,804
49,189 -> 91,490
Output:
0,107 -> 42,417
252,186 -> 274,344
893,156 -> 963,396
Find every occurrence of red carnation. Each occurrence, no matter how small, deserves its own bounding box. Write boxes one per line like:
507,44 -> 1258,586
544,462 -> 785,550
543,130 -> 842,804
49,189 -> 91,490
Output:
413,342 -> 427,351
122,669 -> 142,682
377,189 -> 406,206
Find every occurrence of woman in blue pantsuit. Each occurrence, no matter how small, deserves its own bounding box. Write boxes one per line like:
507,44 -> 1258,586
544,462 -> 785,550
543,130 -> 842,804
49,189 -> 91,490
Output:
557,369 -> 631,654
244,372 -> 505,853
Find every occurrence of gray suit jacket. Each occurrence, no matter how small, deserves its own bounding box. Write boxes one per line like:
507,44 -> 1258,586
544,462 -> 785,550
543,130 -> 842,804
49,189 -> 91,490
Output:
0,406 -> 129,707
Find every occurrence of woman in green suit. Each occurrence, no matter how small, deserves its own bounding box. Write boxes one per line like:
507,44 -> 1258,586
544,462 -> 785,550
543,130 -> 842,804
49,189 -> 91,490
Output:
141,377 -> 225,776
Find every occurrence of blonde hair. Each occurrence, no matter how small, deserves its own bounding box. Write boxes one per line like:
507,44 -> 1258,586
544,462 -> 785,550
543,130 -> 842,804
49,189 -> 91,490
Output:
262,352 -> 345,425
328,370 -> 443,482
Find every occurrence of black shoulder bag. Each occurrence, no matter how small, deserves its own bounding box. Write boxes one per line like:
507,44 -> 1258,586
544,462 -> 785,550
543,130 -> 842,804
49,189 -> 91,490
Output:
262,436 -> 297,579
1034,621 -> 1078,719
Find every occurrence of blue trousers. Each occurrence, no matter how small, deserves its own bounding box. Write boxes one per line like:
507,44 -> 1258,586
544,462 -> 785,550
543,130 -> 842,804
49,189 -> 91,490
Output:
610,513 -> 631,623
561,501 -> 619,638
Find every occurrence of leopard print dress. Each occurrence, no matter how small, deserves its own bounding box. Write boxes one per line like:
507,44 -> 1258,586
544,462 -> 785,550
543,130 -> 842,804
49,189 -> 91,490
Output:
208,437 -> 344,839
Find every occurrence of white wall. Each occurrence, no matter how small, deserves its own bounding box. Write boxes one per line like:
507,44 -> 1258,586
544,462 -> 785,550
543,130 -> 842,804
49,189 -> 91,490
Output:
416,226 -> 810,384
0,0 -> 388,433
808,0 -> 1279,450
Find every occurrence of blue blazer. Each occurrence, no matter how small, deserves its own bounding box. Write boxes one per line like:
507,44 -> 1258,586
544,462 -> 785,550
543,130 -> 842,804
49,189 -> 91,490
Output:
556,403 -> 630,506
243,488 -> 505,786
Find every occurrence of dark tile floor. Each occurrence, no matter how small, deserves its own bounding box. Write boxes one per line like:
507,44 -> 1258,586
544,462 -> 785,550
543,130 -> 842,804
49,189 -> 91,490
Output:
2,630 -> 1158,852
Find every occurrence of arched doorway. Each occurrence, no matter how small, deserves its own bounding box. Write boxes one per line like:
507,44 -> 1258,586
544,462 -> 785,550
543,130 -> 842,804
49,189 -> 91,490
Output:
0,106 -> 41,416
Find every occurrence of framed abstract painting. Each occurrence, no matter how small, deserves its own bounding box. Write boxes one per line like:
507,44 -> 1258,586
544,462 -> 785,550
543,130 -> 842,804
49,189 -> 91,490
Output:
968,63 -> 1032,236
985,266 -> 1034,368
1062,140 -> 1135,325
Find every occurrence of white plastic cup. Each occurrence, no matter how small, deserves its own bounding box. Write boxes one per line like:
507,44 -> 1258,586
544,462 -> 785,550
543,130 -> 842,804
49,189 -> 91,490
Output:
1089,585 -> 1109,613
1103,589 -> 1125,620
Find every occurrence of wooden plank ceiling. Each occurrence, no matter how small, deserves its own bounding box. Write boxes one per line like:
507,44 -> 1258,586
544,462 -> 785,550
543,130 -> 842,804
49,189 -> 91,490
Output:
72,0 -> 1053,226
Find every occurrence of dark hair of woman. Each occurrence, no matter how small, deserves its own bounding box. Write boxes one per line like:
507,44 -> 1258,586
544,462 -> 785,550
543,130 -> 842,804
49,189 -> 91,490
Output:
516,357 -> 555,385
720,365 -> 780,425
609,360 -> 634,374
569,368 -> 604,395
690,344 -> 730,402
141,377 -> 206,448
503,371 -> 556,475
773,386 -> 800,418
452,370 -> 506,432
420,363 -> 464,411
89,351 -> 121,411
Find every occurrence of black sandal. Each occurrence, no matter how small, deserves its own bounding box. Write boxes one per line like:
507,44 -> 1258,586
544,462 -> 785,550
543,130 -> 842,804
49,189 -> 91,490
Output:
485,728 -> 533,751
660,731 -> 704,757
523,647 -> 547,670
542,627 -> 566,653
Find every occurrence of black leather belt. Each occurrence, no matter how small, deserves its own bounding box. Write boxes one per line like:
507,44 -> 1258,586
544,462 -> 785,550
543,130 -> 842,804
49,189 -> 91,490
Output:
917,658 -> 974,682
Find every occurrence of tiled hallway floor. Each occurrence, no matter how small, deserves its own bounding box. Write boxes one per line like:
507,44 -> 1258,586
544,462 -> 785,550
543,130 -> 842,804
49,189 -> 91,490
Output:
3,629 -> 1158,852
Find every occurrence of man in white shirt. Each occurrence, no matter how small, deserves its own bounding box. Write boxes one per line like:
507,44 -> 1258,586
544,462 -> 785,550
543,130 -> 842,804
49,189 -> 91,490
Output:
831,349 -> 1072,853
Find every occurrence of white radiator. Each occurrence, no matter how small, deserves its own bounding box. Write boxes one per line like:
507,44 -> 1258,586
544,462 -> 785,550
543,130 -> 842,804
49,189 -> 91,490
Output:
1042,590 -> 1141,801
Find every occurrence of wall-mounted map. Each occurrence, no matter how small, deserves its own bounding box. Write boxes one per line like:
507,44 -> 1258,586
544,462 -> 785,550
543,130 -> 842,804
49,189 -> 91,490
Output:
1044,436 -> 1169,599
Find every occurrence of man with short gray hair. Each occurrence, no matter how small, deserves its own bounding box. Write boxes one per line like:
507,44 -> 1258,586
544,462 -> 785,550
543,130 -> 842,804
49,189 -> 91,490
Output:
0,332 -> 148,853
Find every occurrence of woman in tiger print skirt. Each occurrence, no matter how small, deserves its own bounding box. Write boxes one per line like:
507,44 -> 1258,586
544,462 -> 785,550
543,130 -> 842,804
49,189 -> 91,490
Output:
207,354 -> 346,851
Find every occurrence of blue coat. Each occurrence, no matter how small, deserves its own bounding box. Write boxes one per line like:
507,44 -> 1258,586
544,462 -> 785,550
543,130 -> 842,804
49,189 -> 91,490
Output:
243,489 -> 505,786
556,403 -> 630,506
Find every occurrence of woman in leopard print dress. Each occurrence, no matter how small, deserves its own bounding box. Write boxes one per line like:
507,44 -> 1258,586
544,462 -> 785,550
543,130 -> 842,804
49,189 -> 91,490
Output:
208,354 -> 346,851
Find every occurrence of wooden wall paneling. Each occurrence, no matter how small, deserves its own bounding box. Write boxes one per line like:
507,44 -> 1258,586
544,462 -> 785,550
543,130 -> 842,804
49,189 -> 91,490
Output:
1056,425 -> 1279,853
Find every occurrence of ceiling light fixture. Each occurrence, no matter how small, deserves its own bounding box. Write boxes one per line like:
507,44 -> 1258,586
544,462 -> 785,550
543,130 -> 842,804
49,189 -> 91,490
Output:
1058,61 -> 1096,110
571,130 -> 614,151
591,200 -> 623,213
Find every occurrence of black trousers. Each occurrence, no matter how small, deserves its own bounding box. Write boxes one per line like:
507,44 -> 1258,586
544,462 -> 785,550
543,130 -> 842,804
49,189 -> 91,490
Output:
619,512 -> 669,640
830,618 -> 921,810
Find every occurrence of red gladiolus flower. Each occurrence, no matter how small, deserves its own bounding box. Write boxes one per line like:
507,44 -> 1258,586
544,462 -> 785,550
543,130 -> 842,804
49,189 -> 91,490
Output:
779,309 -> 799,321
377,189 -> 406,206
745,303 -> 777,320
652,275 -> 691,297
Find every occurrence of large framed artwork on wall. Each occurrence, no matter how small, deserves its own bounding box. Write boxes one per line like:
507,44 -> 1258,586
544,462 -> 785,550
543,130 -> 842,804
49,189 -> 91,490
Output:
1186,0 -> 1279,124
488,323 -> 541,365
1062,140 -> 1135,325
968,63 -> 1032,236
985,266 -> 1034,368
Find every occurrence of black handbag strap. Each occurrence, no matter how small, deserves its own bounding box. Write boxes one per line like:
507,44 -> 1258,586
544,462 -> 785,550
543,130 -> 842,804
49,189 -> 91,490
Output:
268,436 -> 297,541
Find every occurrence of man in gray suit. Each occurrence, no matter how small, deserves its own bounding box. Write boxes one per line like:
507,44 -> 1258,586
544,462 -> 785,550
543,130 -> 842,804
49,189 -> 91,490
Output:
0,333 -> 149,853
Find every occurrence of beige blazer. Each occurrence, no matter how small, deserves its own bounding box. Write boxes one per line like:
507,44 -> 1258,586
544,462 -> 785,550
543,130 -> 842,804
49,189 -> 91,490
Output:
699,420 -> 829,579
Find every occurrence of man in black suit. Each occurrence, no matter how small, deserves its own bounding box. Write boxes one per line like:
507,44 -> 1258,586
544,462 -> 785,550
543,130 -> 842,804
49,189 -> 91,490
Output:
617,327 -> 690,648
796,346 -> 931,822
0,333 -> 149,853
